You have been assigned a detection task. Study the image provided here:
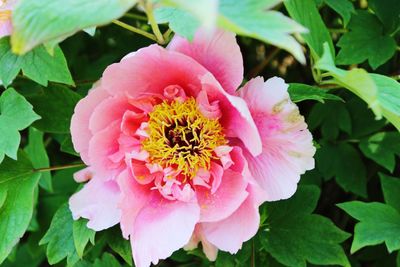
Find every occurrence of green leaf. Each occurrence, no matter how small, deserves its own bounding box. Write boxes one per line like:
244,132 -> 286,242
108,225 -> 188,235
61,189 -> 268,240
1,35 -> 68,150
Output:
316,142 -> 367,197
315,43 -> 400,132
75,253 -> 122,267
324,0 -> 355,26
219,0 -> 307,63
61,135 -> 79,156
336,11 -> 396,69
39,203 -> 79,265
24,127 -> 52,191
0,38 -> 73,87
288,83 -> 343,103
73,219 -> 95,258
0,152 -> 41,264
369,0 -> 400,34
106,228 -> 133,266
11,0 -> 138,54
380,173 -> 400,213
0,88 -> 40,162
338,201 -> 400,253
359,132 -> 400,172
27,85 -> 82,133
285,0 -> 334,58
262,186 -> 350,267
308,102 -> 351,140
155,0 -> 217,40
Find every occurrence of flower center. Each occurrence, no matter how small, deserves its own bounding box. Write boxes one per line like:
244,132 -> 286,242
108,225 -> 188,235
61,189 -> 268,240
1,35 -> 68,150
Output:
142,97 -> 226,179
0,10 -> 11,21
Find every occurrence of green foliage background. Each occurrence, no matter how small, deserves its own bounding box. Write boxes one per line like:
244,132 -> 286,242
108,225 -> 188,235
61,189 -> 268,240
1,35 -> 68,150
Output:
1,0 -> 400,266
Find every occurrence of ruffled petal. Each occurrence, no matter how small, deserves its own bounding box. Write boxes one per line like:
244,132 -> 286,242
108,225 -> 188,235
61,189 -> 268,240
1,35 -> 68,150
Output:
70,84 -> 109,164
69,178 -> 121,231
131,198 -> 200,267
239,77 -> 316,201
197,169 -> 248,222
168,29 -> 243,94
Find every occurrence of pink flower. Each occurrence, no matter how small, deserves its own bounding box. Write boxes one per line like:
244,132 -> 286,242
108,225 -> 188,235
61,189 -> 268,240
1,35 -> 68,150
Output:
69,29 -> 315,267
0,0 -> 16,38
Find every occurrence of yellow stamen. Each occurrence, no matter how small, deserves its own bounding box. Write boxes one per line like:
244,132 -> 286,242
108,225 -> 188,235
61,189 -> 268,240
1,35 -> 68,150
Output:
0,10 -> 11,21
142,98 -> 226,179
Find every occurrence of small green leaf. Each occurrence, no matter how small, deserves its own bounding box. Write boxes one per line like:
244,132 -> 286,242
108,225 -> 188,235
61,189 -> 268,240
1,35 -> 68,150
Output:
73,219 -> 95,258
262,186 -> 350,267
0,88 -> 40,162
106,228 -> 133,266
380,173 -> 400,213
288,83 -> 343,103
0,152 -> 41,264
155,7 -> 199,40
324,0 -> 355,26
285,0 -> 334,59
338,201 -> 400,253
219,0 -> 307,63
11,0 -> 138,54
336,11 -> 396,69
359,132 -> 400,172
24,127 -> 52,191
39,203 -> 79,265
0,38 -> 73,87
316,142 -> 367,197
27,85 -> 82,133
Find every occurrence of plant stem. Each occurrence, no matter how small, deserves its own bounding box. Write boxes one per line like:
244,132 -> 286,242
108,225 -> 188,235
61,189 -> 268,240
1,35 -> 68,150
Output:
112,19 -> 157,42
163,28 -> 173,41
124,13 -> 148,21
143,1 -> 165,44
328,28 -> 348,34
247,47 -> 280,78
34,163 -> 85,172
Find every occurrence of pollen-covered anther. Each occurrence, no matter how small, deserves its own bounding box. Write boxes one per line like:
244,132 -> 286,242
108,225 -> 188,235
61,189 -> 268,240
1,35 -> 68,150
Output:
142,97 -> 227,179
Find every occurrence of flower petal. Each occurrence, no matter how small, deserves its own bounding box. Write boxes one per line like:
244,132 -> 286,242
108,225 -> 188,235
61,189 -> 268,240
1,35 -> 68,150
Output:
197,169 -> 248,222
69,178 -> 121,231
239,77 -> 316,200
131,198 -> 200,267
168,29 -> 243,94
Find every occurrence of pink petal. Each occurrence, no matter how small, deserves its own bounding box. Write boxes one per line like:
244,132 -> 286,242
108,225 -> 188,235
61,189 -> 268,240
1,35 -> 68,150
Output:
0,20 -> 12,38
197,169 -> 248,222
184,225 -> 218,261
102,44 -> 209,98
69,178 -> 121,231
131,198 -> 200,267
168,29 -> 243,94
239,77 -> 316,201
73,167 -> 93,183
118,170 -> 151,239
202,184 -> 261,254
70,84 -> 109,164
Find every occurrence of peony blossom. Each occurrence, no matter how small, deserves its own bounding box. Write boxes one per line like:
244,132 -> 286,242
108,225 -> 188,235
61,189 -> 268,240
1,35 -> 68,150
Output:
0,0 -> 16,38
69,29 -> 315,267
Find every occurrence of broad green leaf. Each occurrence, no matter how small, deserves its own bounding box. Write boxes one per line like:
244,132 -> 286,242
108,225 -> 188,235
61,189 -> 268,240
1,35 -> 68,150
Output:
24,127 -> 52,191
315,43 -> 400,131
262,186 -> 350,267
288,83 -> 343,103
380,173 -> 400,213
308,102 -> 351,140
74,253 -> 122,267
39,203 -> 79,265
73,219 -> 95,259
219,0 -> 307,63
0,88 -> 40,162
11,0 -> 138,54
155,0 -> 217,40
338,201 -> 400,253
1,244 -> 45,267
27,85 -> 82,133
285,0 -> 334,58
336,11 -> 396,69
0,152 -> 41,264
359,132 -> 400,172
106,228 -> 133,266
369,0 -> 400,34
61,136 -> 79,156
316,142 -> 367,197
324,0 -> 355,26
0,38 -> 73,87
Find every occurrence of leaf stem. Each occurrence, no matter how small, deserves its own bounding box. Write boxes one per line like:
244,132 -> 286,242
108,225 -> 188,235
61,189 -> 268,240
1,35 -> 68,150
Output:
247,47 -> 280,78
112,20 -> 158,42
123,13 -> 148,21
143,1 -> 165,44
34,163 -> 85,172
163,28 -> 173,41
